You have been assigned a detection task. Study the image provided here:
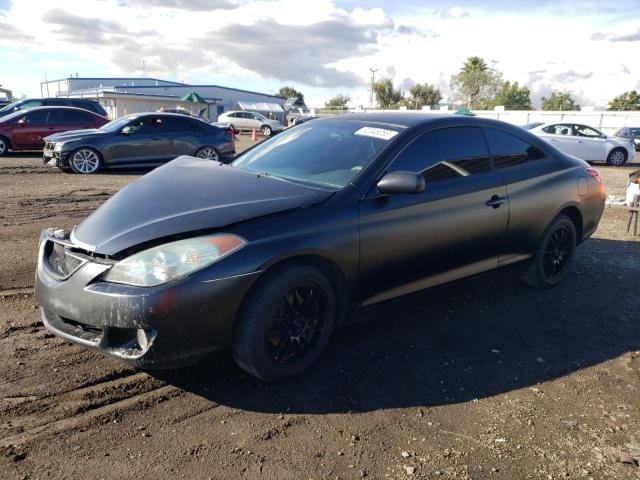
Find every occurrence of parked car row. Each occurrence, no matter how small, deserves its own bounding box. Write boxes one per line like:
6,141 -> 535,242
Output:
526,122 -> 635,166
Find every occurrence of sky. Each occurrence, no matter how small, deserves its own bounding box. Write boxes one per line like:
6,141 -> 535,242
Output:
1,0 -> 639,108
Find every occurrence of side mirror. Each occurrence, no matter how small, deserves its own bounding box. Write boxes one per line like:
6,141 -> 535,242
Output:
121,126 -> 133,134
377,171 -> 426,194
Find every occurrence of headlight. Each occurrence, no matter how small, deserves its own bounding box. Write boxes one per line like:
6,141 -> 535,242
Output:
53,142 -> 63,152
103,234 -> 246,287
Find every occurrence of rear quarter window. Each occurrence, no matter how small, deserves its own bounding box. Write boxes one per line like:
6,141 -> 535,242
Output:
484,128 -> 545,169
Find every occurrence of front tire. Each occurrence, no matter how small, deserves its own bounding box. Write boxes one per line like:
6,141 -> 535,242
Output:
606,148 -> 627,166
521,214 -> 577,288
232,265 -> 336,382
69,148 -> 102,174
260,125 -> 273,137
0,136 -> 9,157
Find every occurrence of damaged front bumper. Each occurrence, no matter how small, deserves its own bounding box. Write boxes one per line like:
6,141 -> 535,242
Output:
41,142 -> 69,169
34,229 -> 261,368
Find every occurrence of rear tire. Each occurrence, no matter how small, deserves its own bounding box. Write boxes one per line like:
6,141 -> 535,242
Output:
0,136 -> 9,157
606,148 -> 627,166
521,214 -> 576,288
232,264 -> 336,382
195,146 -> 220,161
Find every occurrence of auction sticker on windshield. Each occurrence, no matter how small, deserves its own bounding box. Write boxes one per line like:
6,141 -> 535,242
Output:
354,127 -> 399,141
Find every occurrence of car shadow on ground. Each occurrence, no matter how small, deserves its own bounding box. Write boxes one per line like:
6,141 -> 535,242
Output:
152,237 -> 640,414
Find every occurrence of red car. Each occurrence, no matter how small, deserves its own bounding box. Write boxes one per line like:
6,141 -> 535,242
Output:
0,106 -> 108,156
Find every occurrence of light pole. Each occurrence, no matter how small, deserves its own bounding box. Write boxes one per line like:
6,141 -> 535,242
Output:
369,68 -> 378,109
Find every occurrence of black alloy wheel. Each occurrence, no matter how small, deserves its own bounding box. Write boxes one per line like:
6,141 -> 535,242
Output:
265,283 -> 327,366
232,264 -> 336,382
521,214 -> 576,288
542,225 -> 573,281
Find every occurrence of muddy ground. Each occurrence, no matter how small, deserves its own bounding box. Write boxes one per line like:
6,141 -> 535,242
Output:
1,139 -> 639,480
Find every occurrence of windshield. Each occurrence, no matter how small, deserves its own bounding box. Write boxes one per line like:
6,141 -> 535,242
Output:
0,101 -> 21,115
521,122 -> 543,130
100,115 -> 137,133
232,119 -> 401,189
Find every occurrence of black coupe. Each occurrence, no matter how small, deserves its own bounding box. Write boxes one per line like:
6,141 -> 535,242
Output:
42,112 -> 235,174
35,113 -> 605,381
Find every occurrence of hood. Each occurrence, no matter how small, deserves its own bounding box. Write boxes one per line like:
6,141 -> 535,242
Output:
611,135 -> 634,145
45,129 -> 104,142
72,156 -> 333,255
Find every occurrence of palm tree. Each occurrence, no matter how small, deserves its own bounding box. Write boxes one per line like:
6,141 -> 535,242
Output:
462,56 -> 488,74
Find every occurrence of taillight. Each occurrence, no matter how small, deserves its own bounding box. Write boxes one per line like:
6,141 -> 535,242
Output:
586,167 -> 602,184
227,128 -> 236,145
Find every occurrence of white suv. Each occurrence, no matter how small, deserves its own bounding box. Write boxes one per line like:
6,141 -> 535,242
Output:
218,111 -> 283,136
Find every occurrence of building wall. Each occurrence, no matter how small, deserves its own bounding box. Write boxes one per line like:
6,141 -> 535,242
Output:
88,96 -> 209,119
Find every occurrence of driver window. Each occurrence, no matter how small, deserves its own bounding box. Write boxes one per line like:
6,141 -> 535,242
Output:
389,127 -> 491,183
23,110 -> 50,125
129,117 -> 164,133
543,124 -> 573,136
574,125 -> 601,137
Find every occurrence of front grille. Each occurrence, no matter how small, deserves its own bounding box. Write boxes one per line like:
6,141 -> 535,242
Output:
44,241 -> 85,279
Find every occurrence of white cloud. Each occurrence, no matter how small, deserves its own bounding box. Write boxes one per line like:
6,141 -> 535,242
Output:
435,6 -> 470,19
0,0 -> 639,108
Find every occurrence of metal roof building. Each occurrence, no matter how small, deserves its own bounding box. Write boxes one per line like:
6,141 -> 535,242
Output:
40,77 -> 286,121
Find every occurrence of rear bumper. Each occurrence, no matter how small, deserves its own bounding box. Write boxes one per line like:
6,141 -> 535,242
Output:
34,229 -> 261,368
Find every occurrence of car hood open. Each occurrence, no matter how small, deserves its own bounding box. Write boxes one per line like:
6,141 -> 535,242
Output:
72,156 -> 333,255
45,129 -> 104,142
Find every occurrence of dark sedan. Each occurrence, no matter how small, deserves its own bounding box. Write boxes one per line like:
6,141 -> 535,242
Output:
0,107 -> 108,156
35,113 -> 605,382
0,97 -> 108,118
42,112 -> 235,174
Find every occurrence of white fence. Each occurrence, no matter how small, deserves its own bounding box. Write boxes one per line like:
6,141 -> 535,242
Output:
471,110 -> 640,135
314,108 -> 640,135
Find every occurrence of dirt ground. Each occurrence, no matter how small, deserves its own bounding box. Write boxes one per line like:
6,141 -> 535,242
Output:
1,138 -> 639,480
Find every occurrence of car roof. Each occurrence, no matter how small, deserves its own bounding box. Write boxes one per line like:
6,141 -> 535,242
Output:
18,98 -> 98,103
16,106 -> 102,114
315,112 -> 540,133
132,112 -> 201,119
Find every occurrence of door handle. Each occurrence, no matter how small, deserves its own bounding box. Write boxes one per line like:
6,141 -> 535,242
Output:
152,136 -> 161,140
486,195 -> 507,208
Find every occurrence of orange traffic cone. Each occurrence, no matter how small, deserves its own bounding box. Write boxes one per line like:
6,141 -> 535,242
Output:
251,128 -> 257,141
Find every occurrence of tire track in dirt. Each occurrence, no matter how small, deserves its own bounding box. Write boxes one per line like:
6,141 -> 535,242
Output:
0,385 -> 179,449
0,372 -> 179,447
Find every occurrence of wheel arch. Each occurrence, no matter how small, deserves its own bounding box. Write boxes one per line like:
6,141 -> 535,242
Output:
251,253 -> 352,327
0,134 -> 13,150
558,205 -> 584,245
607,146 -> 628,163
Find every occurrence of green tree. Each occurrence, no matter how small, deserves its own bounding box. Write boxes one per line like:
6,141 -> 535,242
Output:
450,56 -> 502,109
325,94 -> 351,108
406,83 -> 442,109
278,86 -> 305,105
373,79 -> 403,108
485,81 -> 532,110
608,90 -> 640,111
541,92 -> 579,111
